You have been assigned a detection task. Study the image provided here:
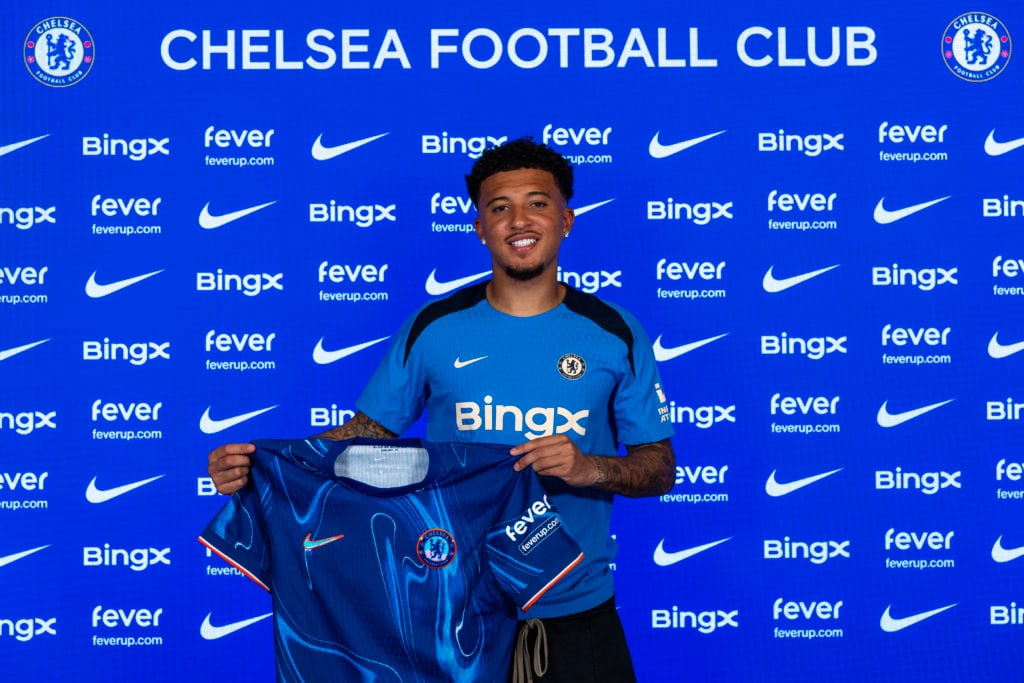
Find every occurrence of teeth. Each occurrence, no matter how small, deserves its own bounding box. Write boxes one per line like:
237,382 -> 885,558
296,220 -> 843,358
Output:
511,238 -> 537,248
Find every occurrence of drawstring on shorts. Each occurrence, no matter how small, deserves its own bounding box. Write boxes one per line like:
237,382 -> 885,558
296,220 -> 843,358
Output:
512,618 -> 548,683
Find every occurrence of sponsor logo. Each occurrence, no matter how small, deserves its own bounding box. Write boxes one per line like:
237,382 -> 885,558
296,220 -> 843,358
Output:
942,13 -> 1011,82
647,198 -> 733,224
653,537 -> 731,566
82,135 -> 169,161
872,264 -> 958,290
0,471 -> 48,491
761,333 -> 847,359
0,134 -> 49,157
763,537 -> 850,564
993,255 -> 1024,277
196,270 -> 283,296
873,196 -> 950,224
421,132 -> 507,159
876,468 -> 961,494
649,130 -> 727,158
24,17 -> 94,87
91,400 -> 162,423
878,122 -> 948,144
91,195 -> 161,217
991,604 -> 1024,625
989,332 -> 1024,358
557,268 -> 621,293
453,356 -> 487,369
204,126 -> 274,148
310,404 -> 355,428
557,353 -> 586,380
767,191 -> 837,212
984,195 -> 1024,218
988,398 -> 1024,421
0,545 -> 50,567
417,528 -> 456,568
312,336 -> 389,365
424,268 -> 490,296
91,606 -> 163,628
0,206 -> 56,230
199,405 -> 277,434
884,529 -> 954,551
773,599 -> 843,621
456,397 -> 588,439
0,339 -> 50,362
199,612 -> 272,640
83,545 -> 171,571
504,495 -> 554,541
674,465 -> 727,486
651,607 -> 738,632
198,201 -> 276,229
881,325 -> 950,347
0,410 -> 56,435
770,394 -> 840,416
302,532 -> 345,551
880,603 -> 956,632
985,130 -> 1024,156
309,201 -> 396,227
993,536 -> 1024,563
1,265 -> 48,285
876,399 -> 954,427
762,264 -> 839,292
318,262 -> 389,284
205,330 -> 276,353
311,132 -> 389,161
997,459 -> 1024,481
667,403 -> 735,428
758,131 -> 844,156
542,124 -> 612,147
0,617 -> 56,641
85,269 -> 164,298
765,468 -> 843,497
85,475 -> 164,504
653,333 -> 729,362
656,259 -> 725,281
83,339 -> 170,365
573,199 -> 615,216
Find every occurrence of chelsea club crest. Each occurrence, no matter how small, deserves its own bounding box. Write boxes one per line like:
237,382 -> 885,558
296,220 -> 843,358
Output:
24,17 -> 95,87
942,12 -> 1011,82
417,528 -> 456,569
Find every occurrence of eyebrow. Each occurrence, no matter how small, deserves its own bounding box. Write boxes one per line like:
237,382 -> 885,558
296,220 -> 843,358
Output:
484,190 -> 553,208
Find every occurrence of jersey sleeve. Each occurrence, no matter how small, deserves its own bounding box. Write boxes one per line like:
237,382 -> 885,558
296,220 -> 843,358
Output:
610,306 -> 675,446
486,469 -> 585,613
198,450 -> 273,592
356,307 -> 429,435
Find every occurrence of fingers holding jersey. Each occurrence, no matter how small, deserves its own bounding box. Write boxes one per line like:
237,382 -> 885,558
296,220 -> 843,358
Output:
207,443 -> 255,495
509,434 -> 599,488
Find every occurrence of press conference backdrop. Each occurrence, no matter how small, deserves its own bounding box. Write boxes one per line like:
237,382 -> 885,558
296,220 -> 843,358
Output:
3,1 -> 1022,680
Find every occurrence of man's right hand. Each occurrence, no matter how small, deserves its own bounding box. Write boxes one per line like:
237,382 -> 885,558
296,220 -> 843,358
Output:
207,443 -> 256,495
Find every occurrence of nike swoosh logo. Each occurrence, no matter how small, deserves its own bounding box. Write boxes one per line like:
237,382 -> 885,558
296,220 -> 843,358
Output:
573,199 -> 615,216
311,132 -> 389,161
312,336 -> 389,365
0,134 -> 50,157
762,264 -> 840,293
876,399 -> 954,428
424,268 -> 491,296
85,475 -> 165,503
303,532 -> 346,550
200,612 -> 273,640
873,196 -> 950,224
652,333 -> 729,362
198,201 -> 277,229
765,468 -> 843,497
454,355 -> 487,369
988,332 -> 1024,359
991,535 -> 1024,563
649,130 -> 726,159
653,537 -> 731,566
984,130 -> 1024,156
85,269 -> 164,298
199,405 -> 278,434
0,338 -> 51,362
880,603 -> 957,633
0,545 -> 50,567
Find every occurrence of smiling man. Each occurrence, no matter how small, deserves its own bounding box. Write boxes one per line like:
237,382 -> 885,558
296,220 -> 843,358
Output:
208,137 -> 675,682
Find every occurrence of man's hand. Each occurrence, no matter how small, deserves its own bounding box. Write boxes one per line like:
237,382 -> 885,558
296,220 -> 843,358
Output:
509,435 -> 599,488
207,443 -> 255,495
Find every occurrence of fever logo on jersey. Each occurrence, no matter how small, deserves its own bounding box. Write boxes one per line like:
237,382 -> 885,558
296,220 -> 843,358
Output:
417,528 -> 456,568
942,12 -> 1011,82
24,17 -> 95,87
557,354 -> 586,380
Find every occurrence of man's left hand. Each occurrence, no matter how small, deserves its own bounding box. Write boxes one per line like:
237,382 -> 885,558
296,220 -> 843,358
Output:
509,435 -> 599,488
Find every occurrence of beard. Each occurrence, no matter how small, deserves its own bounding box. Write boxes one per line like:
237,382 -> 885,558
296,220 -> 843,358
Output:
504,263 -> 545,282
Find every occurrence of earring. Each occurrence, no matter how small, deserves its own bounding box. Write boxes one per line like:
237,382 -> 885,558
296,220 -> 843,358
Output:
562,231 -> 569,238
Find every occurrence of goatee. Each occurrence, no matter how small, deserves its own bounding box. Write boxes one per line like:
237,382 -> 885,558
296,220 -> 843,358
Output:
505,264 -> 545,282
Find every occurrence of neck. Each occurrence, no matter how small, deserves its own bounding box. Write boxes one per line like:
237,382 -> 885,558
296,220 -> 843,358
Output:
486,269 -> 564,317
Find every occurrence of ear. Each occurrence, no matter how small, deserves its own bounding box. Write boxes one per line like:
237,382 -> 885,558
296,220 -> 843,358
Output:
561,207 -> 575,238
474,217 -> 486,244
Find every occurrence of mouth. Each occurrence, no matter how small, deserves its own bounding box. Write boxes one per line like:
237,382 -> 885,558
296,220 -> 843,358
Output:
509,237 -> 538,250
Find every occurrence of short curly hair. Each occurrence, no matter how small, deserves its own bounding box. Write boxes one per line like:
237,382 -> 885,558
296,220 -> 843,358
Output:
464,136 -> 574,206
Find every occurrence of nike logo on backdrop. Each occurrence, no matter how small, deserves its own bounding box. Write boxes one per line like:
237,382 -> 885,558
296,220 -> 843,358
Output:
454,356 -> 487,369
652,333 -> 729,362
765,468 -> 843,497
303,532 -> 346,550
988,332 -> 1024,359
312,336 -> 389,365
880,603 -> 957,633
0,338 -> 51,362
648,130 -> 727,158
762,264 -> 839,293
0,545 -> 50,567
200,612 -> 273,640
198,201 -> 277,229
0,134 -> 49,157
311,132 -> 389,161
86,475 -> 165,503
199,405 -> 278,434
991,536 -> 1024,563
425,268 -> 491,296
876,399 -> 954,428
984,130 -> 1024,156
85,270 -> 164,298
873,196 -> 950,224
573,199 -> 615,216
653,537 -> 731,566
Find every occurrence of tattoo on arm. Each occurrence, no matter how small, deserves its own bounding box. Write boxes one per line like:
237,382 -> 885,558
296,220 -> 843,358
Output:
313,411 -> 397,441
591,439 -> 675,498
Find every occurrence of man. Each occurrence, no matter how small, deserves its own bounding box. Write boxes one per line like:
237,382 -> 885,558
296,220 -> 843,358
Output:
208,137 -> 675,682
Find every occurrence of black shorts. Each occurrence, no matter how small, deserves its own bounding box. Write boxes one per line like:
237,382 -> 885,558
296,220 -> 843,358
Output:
510,596 -> 636,683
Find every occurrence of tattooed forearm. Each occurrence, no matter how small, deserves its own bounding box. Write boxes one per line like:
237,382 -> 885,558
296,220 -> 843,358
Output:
591,439 -> 675,498
313,411 -> 397,440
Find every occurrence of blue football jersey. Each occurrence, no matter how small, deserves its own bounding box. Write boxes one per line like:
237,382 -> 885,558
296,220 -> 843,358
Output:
199,438 -> 584,683
357,283 -> 674,618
